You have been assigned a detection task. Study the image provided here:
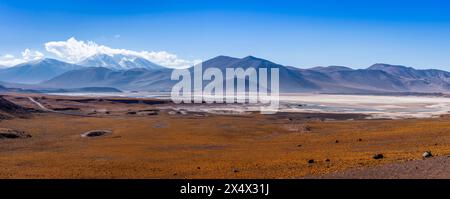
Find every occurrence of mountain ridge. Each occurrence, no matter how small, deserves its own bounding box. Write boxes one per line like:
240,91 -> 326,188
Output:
1,55 -> 449,93
0,58 -> 83,84
38,55 -> 450,93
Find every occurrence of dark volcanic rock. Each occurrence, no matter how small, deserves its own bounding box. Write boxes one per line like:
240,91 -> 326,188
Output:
81,130 -> 112,138
373,154 -> 384,160
0,128 -> 31,139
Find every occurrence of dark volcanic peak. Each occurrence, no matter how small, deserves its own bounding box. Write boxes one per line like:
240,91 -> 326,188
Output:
242,55 -> 266,61
199,55 -> 280,70
211,55 -> 239,60
200,55 -> 240,67
198,55 -> 320,92
241,55 -> 276,63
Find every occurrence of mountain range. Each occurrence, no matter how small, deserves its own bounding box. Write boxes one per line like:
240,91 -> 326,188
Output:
78,54 -> 164,71
0,58 -> 82,84
0,54 -> 449,93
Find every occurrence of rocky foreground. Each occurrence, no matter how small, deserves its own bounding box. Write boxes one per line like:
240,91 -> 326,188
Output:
0,93 -> 449,178
315,155 -> 450,179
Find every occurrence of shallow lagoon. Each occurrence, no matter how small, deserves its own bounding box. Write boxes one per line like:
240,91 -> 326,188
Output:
48,92 -> 450,119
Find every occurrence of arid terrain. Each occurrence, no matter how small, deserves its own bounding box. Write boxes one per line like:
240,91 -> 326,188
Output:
0,93 -> 450,179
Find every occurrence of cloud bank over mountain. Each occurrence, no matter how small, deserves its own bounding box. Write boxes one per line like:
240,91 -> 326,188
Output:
0,49 -> 44,67
44,37 -> 200,69
0,38 -> 200,69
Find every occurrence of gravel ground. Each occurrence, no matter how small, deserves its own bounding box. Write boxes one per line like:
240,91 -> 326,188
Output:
315,156 -> 450,179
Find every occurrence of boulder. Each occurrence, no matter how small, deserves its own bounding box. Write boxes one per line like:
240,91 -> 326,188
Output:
81,130 -> 112,138
373,154 -> 384,159
422,151 -> 433,158
146,111 -> 158,115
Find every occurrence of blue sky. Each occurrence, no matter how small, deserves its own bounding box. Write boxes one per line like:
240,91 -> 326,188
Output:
1,0 -> 450,70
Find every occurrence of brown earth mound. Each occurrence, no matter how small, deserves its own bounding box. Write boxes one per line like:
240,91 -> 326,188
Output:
0,96 -> 31,116
0,128 -> 31,139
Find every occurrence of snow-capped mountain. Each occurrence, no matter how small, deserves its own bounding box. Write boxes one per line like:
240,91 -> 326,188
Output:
78,53 -> 165,70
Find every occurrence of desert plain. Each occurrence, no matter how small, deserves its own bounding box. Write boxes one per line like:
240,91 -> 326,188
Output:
0,93 -> 450,179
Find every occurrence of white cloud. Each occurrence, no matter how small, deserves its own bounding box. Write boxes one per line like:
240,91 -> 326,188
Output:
3,54 -> 14,59
45,37 -> 200,69
22,49 -> 44,61
0,49 -> 44,67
